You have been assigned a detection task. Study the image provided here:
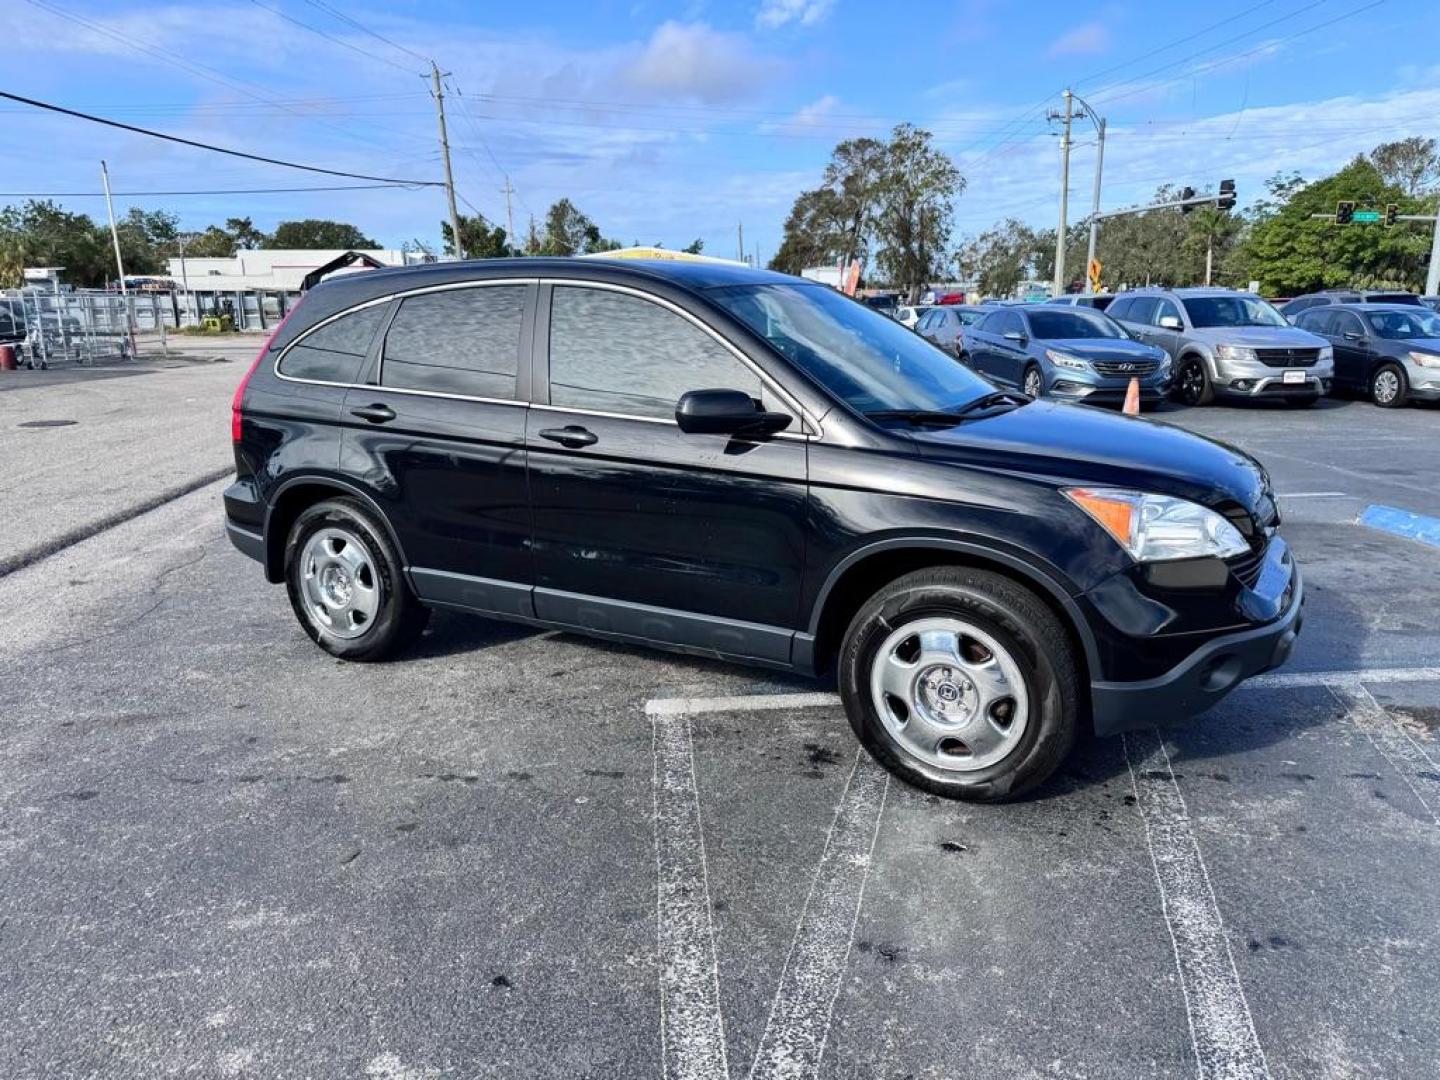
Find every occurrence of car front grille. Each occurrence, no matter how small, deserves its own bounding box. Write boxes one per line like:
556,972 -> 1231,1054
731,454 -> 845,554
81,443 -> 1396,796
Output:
1091,358 -> 1160,377
1254,347 -> 1320,367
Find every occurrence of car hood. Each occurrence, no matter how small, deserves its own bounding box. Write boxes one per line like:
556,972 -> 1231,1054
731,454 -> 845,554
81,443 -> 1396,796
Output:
1187,325 -> 1326,348
913,400 -> 1273,522
1396,338 -> 1440,353
1040,338 -> 1163,361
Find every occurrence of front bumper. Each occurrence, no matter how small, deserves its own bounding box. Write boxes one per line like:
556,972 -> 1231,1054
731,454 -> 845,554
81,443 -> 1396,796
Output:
1212,353 -> 1332,399
1402,362 -> 1440,401
1089,545 -> 1304,736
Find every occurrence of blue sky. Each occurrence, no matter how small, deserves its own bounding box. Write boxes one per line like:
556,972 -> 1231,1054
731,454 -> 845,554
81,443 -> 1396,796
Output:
6,0 -> 1439,262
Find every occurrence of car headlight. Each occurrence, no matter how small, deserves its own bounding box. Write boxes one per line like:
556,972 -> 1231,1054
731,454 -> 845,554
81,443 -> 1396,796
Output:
1216,344 -> 1256,363
1318,344 -> 1333,363
1065,488 -> 1250,562
1045,349 -> 1091,371
1409,350 -> 1440,368
1156,353 -> 1172,374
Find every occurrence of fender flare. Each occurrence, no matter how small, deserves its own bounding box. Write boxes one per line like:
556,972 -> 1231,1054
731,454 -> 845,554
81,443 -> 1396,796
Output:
265,473 -> 409,581
803,536 -> 1101,680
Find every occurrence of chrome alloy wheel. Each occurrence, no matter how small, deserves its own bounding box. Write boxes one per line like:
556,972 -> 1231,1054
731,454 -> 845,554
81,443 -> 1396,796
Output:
1023,367 -> 1043,397
298,526 -> 380,640
1373,368 -> 1400,405
868,617 -> 1030,773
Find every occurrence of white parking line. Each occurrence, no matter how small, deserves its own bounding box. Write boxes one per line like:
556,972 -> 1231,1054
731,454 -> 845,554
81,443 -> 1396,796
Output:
1327,685 -> 1440,826
748,751 -> 889,1080
1275,491 -> 1350,499
652,709 -> 730,1080
644,666 -> 1440,721
1123,729 -> 1271,1080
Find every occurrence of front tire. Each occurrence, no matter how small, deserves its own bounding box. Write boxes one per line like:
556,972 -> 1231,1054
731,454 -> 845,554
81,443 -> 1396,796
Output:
284,497 -> 429,660
1371,362 -> 1408,408
1174,355 -> 1214,406
1022,364 -> 1043,398
838,568 -> 1080,802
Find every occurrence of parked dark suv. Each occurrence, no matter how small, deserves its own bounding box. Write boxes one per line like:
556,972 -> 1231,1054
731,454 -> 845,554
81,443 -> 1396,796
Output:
226,259 -> 1303,801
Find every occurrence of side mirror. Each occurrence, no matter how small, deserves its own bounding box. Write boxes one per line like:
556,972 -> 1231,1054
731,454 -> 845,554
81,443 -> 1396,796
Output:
1002,330 -> 1027,343
675,388 -> 791,437
1158,314 -> 1183,330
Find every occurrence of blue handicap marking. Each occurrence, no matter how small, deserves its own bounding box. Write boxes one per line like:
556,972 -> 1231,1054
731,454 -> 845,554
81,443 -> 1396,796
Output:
1358,505 -> 1440,549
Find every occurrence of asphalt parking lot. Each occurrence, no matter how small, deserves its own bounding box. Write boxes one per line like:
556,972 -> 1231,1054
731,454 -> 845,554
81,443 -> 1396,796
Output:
2,370 -> 1437,1079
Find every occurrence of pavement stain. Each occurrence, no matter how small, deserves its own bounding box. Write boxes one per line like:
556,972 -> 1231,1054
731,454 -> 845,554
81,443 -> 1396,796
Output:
1387,704 -> 1440,734
419,773 -> 477,783
938,840 -> 968,854
583,768 -> 625,779
61,790 -> 99,801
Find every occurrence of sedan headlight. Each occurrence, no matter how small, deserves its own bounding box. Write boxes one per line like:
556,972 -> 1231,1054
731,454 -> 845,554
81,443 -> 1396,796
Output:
1409,350 -> 1440,368
1065,488 -> 1250,562
1216,344 -> 1256,363
1318,344 -> 1333,363
1045,349 -> 1091,371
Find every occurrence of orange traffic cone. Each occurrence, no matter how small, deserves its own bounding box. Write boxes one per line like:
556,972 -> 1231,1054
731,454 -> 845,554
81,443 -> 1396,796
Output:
1123,376 -> 1140,416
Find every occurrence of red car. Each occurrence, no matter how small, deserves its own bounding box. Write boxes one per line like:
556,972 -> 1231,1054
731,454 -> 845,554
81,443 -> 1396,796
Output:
936,292 -> 966,305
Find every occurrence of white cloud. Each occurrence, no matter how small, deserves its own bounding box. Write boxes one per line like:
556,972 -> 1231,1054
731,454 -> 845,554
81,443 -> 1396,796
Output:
755,0 -> 834,30
1047,22 -> 1110,58
623,21 -> 781,102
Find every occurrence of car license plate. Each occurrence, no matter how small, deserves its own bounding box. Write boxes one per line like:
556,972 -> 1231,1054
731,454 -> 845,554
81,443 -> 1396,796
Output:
1282,369 -> 1305,384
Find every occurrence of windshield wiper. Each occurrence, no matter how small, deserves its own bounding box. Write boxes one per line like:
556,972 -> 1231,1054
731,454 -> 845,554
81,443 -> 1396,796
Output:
865,392 -> 1029,427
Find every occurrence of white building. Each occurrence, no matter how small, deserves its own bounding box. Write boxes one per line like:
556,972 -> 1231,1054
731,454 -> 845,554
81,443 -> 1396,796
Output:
163,248 -> 430,329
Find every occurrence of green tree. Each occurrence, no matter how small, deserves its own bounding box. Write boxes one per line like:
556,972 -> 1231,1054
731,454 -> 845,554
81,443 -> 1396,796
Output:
0,200 -> 107,286
183,226 -> 241,258
872,124 -> 965,300
681,238 -> 704,255
1369,137 -> 1440,198
768,135 -> 891,275
441,213 -> 513,258
225,216 -> 268,250
1239,156 -> 1430,294
269,219 -> 377,249
958,219 -> 1035,298
769,187 -> 849,273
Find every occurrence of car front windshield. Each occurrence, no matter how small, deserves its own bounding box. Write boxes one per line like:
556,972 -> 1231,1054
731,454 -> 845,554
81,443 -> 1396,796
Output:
1367,309 -> 1440,339
707,283 -> 994,415
1026,309 -> 1125,340
1181,295 -> 1287,328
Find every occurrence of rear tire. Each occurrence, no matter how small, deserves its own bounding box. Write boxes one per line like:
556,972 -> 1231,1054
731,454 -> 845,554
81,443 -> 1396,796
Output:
284,497 -> 429,660
838,567 -> 1080,802
1174,355 -> 1214,406
1371,362 -> 1408,408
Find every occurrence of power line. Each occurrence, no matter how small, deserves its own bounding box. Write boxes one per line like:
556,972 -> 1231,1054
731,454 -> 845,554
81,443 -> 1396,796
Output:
0,184 -> 423,197
302,0 -> 431,65
247,0 -> 423,76
0,90 -> 443,186
22,0 -> 401,154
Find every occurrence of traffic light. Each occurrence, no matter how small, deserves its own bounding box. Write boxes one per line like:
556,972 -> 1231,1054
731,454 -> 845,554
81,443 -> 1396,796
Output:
1180,186 -> 1197,214
1384,203 -> 1399,227
1335,200 -> 1355,225
1217,179 -> 1236,211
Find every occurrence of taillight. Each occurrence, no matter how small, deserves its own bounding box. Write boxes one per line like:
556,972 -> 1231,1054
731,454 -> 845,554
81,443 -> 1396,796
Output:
232,309 -> 296,443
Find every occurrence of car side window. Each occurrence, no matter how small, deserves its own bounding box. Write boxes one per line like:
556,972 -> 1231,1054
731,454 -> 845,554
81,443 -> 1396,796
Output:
1296,310 -> 1330,334
916,310 -> 936,331
1126,297 -> 1159,324
279,303 -> 387,383
1153,298 -> 1181,326
1333,311 -> 1364,338
548,286 -> 770,421
381,286 -> 526,399
1106,297 -> 1132,321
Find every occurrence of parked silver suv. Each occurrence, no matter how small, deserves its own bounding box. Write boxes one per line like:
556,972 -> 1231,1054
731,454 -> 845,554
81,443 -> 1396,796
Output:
1108,287 -> 1333,406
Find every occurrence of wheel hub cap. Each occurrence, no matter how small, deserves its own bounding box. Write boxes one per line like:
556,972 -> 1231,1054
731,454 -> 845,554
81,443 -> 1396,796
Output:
919,666 -> 977,723
868,616 -> 1031,775
298,526 -> 380,641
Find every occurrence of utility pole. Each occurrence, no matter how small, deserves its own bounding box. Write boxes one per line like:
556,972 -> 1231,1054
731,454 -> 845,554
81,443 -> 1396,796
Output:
500,175 -> 516,248
1084,116 -> 1106,295
430,61 -> 464,260
1205,233 -> 1215,287
100,160 -> 136,358
737,221 -> 745,263
1428,195 -> 1440,296
176,232 -> 192,327
1052,89 -> 1074,296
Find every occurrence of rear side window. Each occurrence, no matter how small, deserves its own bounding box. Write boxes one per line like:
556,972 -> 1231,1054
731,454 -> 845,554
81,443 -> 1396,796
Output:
382,286 -> 525,399
1124,297 -> 1159,324
279,303 -> 386,383
548,286 -> 765,421
1107,297 -> 1133,320
1296,310 -> 1333,334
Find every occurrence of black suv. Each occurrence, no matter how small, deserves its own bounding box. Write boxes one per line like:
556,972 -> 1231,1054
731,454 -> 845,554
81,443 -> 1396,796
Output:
226,259 -> 1303,801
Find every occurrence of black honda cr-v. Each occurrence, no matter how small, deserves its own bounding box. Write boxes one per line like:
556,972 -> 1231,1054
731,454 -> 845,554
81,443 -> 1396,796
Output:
225,258 -> 1303,801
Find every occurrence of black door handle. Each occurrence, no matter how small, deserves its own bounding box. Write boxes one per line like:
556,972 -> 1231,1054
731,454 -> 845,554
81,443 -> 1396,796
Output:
350,403 -> 396,424
538,425 -> 598,448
